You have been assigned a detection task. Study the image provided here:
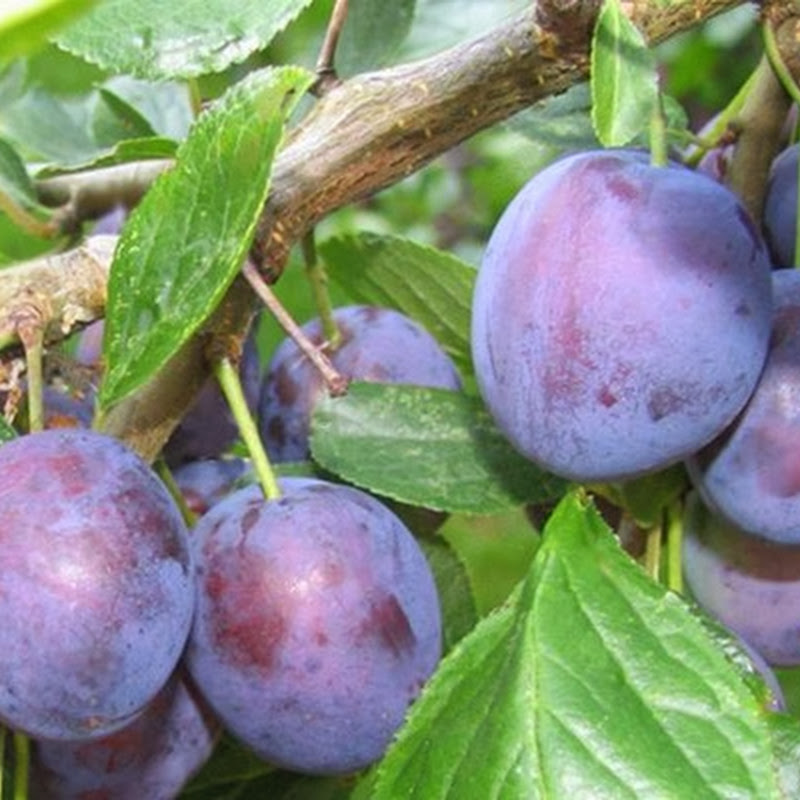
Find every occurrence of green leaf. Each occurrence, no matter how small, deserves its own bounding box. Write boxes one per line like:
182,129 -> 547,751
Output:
57,0 -> 317,80
0,0 -> 98,63
767,714 -> 800,798
419,537 -> 479,652
311,383 -> 568,514
98,66 -> 313,410
0,137 -> 46,214
508,83 -> 599,151
0,88 -> 97,164
337,0 -> 416,75
319,233 -> 475,376
0,417 -> 17,442
373,492 -> 782,799
90,88 -> 158,147
591,0 -> 659,147
35,138 -> 178,178
439,508 -> 540,616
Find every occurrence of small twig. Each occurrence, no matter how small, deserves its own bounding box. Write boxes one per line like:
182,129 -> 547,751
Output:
242,260 -> 348,397
312,0 -> 349,96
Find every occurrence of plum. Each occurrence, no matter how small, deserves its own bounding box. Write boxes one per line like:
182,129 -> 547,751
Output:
30,672 -> 219,799
0,429 -> 194,740
687,268 -> 800,544
682,491 -> 800,666
471,148 -> 773,482
763,143 -> 799,267
162,328 -> 261,467
75,321 -> 261,467
172,456 -> 251,516
258,305 -> 462,462
185,478 -> 442,775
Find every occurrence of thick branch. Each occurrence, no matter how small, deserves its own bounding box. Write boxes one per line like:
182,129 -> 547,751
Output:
16,0 -> 746,459
252,0 -> 748,278
0,236 -> 115,350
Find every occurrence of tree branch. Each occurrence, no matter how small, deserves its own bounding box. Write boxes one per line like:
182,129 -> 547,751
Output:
15,0 -> 747,459
251,0 -> 748,278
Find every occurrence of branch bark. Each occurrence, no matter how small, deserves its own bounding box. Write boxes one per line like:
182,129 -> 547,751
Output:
15,0 -> 748,459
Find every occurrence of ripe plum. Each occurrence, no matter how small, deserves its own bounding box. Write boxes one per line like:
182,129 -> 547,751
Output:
763,143 -> 799,267
172,456 -> 251,516
687,268 -> 800,544
471,148 -> 773,481
75,322 -> 261,466
30,672 -> 219,799
186,477 -> 442,775
0,429 -> 194,739
682,491 -> 800,666
163,328 -> 261,466
258,305 -> 461,462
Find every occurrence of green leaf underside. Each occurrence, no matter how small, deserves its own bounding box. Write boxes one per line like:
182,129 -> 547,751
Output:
337,0 -> 416,75
98,66 -> 313,410
310,383 -> 567,514
373,492 -> 781,799
35,138 -> 178,178
0,0 -> 97,62
591,0 -> 659,147
320,233 -> 475,376
56,0 -> 316,80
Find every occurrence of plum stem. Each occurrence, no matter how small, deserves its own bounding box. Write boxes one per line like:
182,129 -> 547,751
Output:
18,323 -> 44,433
214,357 -> 282,501
12,732 -> 28,800
155,459 -> 198,527
643,523 -> 662,582
243,260 -> 348,397
666,500 -> 683,594
649,96 -> 668,168
302,231 -> 341,350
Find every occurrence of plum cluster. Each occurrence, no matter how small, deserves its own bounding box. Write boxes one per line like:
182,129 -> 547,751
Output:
0,427 -> 442,795
8,296 -> 454,795
471,144 -> 800,675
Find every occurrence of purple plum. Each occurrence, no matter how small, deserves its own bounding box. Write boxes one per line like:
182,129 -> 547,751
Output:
682,491 -> 800,666
471,148 -> 773,482
258,305 -> 462,462
30,672 -> 219,799
687,268 -> 800,544
0,429 -> 194,740
763,143 -> 799,267
186,477 -> 442,775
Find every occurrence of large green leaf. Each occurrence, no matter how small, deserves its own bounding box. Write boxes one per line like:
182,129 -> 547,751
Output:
98,66 -> 313,410
591,0 -> 659,147
311,383 -> 568,514
0,0 -> 98,62
373,491 -> 783,799
320,233 -> 475,376
57,0 -> 316,80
